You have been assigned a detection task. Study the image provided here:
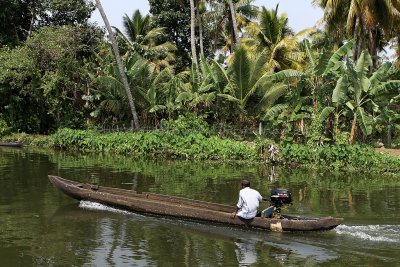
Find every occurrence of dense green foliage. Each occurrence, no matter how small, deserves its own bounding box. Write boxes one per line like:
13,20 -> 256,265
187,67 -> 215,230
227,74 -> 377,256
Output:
10,122 -> 397,174
0,0 -> 30,46
0,25 -> 103,133
0,0 -> 94,47
0,115 -> 10,136
51,128 -> 256,160
1,0 -> 400,167
148,0 -> 192,71
3,113 -> 399,174
279,143 -> 400,173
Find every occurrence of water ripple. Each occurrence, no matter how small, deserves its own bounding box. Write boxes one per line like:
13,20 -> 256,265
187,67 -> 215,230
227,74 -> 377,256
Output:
79,201 -> 131,215
335,224 -> 400,243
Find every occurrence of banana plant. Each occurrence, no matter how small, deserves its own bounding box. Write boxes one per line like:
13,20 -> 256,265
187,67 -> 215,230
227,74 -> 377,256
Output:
260,71 -> 312,141
318,48 -> 400,144
90,52 -> 173,124
175,58 -> 222,111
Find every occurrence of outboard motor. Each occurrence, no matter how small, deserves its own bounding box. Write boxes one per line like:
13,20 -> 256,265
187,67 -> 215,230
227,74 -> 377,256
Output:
262,189 -> 292,218
270,189 -> 292,210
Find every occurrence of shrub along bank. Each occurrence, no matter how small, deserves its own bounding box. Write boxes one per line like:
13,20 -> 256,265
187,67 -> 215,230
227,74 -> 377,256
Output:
51,128 -> 257,160
1,115 -> 399,174
278,143 -> 400,174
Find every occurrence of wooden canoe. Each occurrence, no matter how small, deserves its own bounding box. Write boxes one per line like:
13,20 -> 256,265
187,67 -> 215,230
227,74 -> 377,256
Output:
48,175 -> 344,232
0,141 -> 23,147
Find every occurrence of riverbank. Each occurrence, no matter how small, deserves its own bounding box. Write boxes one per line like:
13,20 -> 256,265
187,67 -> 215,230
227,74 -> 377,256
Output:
375,147 -> 400,157
1,128 -> 400,176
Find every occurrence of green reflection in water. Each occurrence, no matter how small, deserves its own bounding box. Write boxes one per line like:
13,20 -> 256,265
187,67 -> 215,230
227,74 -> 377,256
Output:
1,147 -> 400,267
46,149 -> 400,221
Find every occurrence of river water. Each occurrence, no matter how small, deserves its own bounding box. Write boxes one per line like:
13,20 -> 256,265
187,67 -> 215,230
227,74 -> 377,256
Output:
0,147 -> 399,266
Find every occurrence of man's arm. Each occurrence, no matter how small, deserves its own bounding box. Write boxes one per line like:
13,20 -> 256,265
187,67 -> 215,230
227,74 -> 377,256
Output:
230,206 -> 239,219
231,192 -> 243,219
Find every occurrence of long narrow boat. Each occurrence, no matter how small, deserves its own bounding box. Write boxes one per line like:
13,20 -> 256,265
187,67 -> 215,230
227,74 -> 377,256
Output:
0,141 -> 23,147
48,175 -> 344,232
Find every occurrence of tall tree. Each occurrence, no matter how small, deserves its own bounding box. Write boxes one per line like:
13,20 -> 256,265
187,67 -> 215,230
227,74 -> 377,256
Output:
94,0 -> 140,129
206,0 -> 258,53
0,25 -> 103,133
27,0 -> 95,36
0,0 -> 30,46
0,0 -> 95,46
197,0 -> 205,56
190,0 -> 199,67
227,0 -> 239,46
149,0 -> 192,71
114,10 -> 176,71
314,0 -> 400,66
244,5 -> 302,73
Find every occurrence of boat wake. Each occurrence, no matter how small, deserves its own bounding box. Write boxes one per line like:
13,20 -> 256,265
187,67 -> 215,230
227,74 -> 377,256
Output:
79,200 -> 132,215
335,224 -> 400,243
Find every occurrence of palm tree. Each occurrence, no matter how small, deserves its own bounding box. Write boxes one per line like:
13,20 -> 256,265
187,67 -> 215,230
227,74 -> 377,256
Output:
190,0 -> 198,67
114,10 -> 176,71
175,57 -> 225,112
94,0 -> 140,129
243,5 -> 303,73
314,0 -> 400,66
227,0 -> 239,46
219,45 -> 303,120
89,52 -> 148,123
206,0 -> 258,53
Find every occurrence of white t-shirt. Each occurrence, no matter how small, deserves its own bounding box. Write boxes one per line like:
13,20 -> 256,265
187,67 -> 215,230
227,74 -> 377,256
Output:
236,187 -> 263,219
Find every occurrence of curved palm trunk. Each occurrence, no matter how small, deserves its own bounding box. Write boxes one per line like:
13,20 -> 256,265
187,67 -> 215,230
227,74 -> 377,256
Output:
227,0 -> 239,47
95,0 -> 140,130
190,0 -> 198,67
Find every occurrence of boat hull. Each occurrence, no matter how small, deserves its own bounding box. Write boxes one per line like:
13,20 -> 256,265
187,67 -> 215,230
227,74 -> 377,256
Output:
0,142 -> 23,147
48,175 -> 343,232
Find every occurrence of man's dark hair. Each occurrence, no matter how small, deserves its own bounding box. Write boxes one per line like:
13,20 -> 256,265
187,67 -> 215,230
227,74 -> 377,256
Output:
241,179 -> 250,187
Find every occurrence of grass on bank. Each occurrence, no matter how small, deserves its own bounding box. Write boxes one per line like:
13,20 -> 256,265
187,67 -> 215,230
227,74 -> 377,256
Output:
1,115 -> 400,174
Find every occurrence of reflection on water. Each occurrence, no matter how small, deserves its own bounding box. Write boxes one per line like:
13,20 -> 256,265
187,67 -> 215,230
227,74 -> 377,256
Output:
78,201 -> 338,266
1,147 -> 400,266
235,241 -> 259,266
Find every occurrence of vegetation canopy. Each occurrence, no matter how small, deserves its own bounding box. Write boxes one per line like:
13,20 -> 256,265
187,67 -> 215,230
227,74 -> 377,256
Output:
1,0 -> 400,171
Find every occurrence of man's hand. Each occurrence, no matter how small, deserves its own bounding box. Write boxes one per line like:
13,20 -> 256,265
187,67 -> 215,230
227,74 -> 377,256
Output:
230,211 -> 236,219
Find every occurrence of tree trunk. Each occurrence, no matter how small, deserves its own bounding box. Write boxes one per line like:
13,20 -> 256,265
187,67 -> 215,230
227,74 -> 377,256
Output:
352,17 -> 360,59
95,0 -> 140,129
387,124 -> 392,148
227,0 -> 239,48
368,28 -> 378,70
334,112 -> 339,140
397,35 -> 400,67
28,0 -> 36,38
197,1 -> 204,57
349,113 -> 357,145
190,0 -> 198,67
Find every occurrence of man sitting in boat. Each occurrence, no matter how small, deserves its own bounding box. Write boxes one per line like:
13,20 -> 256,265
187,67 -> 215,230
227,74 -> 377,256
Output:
230,179 -> 263,220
